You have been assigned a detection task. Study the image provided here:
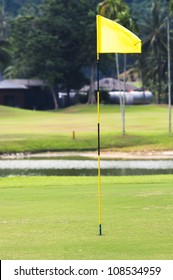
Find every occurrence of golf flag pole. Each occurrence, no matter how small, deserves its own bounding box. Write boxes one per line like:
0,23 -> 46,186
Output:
96,15 -> 141,236
97,52 -> 102,236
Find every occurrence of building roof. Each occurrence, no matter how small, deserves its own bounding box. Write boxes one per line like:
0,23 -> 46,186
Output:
80,77 -> 137,93
7,79 -> 47,87
0,79 -> 47,90
0,80 -> 27,89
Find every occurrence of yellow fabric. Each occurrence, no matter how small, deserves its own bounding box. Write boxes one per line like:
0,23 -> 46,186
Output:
97,15 -> 141,54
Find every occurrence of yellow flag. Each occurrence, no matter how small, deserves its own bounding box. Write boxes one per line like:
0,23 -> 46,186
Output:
97,15 -> 141,54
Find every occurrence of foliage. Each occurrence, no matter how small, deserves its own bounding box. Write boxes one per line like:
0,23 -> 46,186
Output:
131,0 -> 173,103
8,0 -> 99,107
0,0 -> 173,106
0,0 -> 42,15
0,5 -> 11,71
98,0 -> 137,30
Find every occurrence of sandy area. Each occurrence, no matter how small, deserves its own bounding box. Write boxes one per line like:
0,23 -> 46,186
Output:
2,150 -> 173,159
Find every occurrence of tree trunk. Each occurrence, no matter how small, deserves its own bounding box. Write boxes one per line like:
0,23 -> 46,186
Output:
167,14 -> 171,133
66,88 -> 70,107
122,54 -> 126,136
87,62 -> 96,104
115,53 -> 125,136
140,54 -> 145,104
50,87 -> 58,109
156,38 -> 162,104
158,47 -> 162,104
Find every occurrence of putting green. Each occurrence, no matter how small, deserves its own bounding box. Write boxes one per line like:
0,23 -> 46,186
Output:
0,175 -> 173,259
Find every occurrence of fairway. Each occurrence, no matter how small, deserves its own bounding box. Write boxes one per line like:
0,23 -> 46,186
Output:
0,175 -> 173,260
0,104 -> 173,153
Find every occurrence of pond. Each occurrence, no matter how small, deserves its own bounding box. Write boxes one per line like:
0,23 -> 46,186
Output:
0,159 -> 173,177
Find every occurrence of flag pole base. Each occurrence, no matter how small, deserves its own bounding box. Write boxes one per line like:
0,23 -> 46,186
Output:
99,224 -> 102,236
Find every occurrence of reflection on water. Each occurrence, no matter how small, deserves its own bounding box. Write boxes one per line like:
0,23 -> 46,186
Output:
0,159 -> 173,177
1,159 -> 173,169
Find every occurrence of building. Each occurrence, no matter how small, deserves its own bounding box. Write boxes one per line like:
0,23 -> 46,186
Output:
0,79 -> 54,110
79,77 -> 153,105
0,80 -> 27,108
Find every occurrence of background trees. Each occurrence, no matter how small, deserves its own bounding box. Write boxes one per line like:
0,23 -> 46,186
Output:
0,0 -> 42,15
8,0 -> 99,108
0,0 -> 172,107
132,0 -> 173,104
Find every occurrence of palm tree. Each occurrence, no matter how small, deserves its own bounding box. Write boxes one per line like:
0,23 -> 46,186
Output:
98,0 -> 137,30
139,0 -> 168,103
169,0 -> 173,11
166,0 -> 171,133
0,5 -> 11,72
98,0 -> 126,20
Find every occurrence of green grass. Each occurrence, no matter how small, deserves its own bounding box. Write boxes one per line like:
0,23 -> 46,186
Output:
1,175 -> 173,259
0,104 -> 173,153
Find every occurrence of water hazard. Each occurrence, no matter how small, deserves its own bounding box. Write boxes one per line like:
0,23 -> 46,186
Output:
0,159 -> 173,177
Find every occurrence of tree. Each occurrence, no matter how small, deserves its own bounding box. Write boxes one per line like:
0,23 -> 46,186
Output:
138,0 -> 168,103
0,0 -> 42,15
0,5 -> 11,73
9,0 -> 99,108
98,0 -> 127,19
131,0 -> 173,104
81,2 -> 98,104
